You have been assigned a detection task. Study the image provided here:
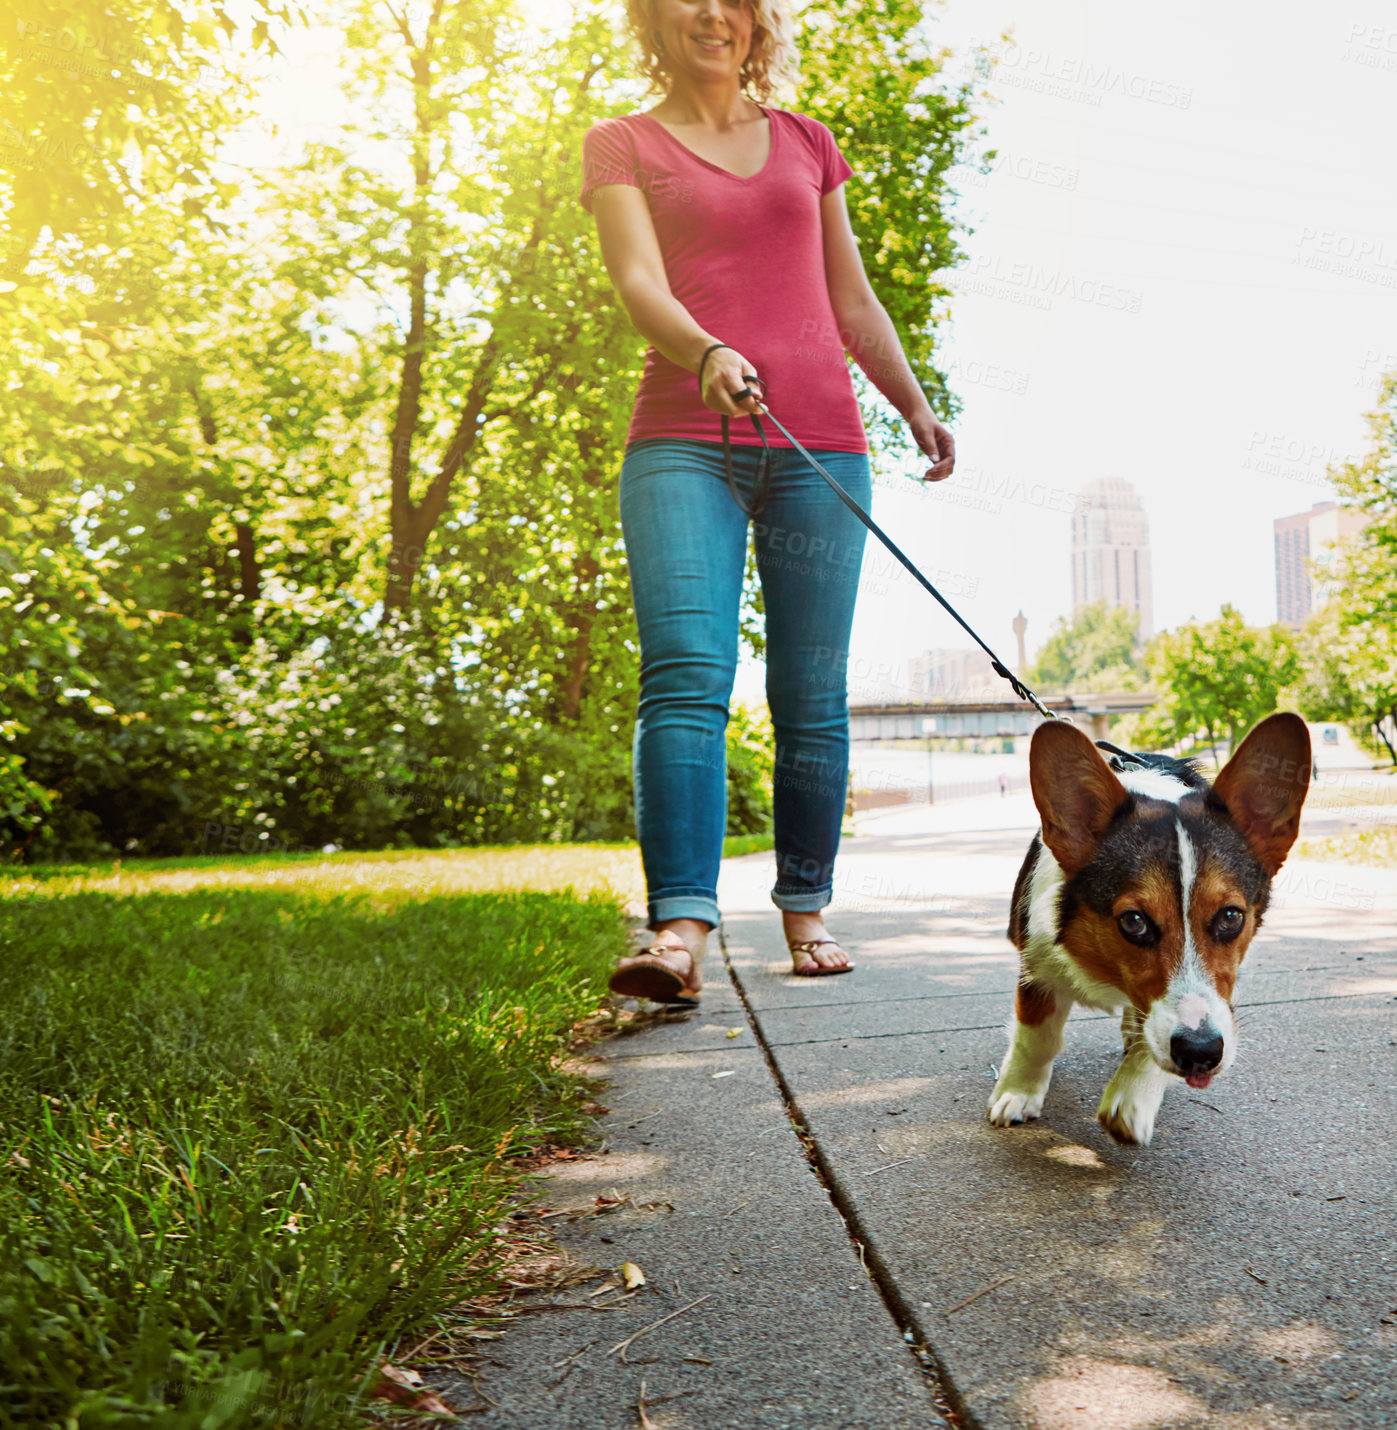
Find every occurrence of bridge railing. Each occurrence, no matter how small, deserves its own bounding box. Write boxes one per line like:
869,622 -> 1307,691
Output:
849,772 -> 1031,812
847,691 -> 1158,743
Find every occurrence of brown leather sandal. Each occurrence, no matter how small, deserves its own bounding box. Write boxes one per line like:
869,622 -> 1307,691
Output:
788,939 -> 855,977
609,943 -> 701,1006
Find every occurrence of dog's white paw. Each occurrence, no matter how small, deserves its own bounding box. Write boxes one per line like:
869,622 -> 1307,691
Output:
1096,1066 -> 1167,1145
987,1082 -> 1047,1127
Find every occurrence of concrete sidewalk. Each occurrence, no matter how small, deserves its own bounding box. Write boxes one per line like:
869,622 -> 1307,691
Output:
457,794 -> 1396,1429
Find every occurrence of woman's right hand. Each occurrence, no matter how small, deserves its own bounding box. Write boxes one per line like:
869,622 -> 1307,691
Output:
698,344 -> 764,418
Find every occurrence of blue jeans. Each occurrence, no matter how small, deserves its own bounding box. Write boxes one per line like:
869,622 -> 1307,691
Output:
619,437 -> 871,930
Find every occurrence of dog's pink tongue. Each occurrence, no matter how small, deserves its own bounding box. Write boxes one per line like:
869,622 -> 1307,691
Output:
1185,1073 -> 1214,1089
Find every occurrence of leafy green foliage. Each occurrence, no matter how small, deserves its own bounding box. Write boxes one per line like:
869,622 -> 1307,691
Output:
1026,600 -> 1145,693
0,857 -> 621,1425
1327,372 -> 1397,619
1291,374 -> 1397,763
1,1 -> 984,860
1129,605 -> 1298,758
797,0 -> 982,443
0,0 -> 290,251
1292,604 -> 1397,766
726,703 -> 776,835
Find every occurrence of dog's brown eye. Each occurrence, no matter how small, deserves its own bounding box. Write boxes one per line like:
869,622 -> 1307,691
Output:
1212,906 -> 1245,941
1117,910 -> 1152,943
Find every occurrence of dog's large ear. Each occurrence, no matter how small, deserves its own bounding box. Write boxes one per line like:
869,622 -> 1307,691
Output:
1210,712 -> 1312,876
1030,720 -> 1130,877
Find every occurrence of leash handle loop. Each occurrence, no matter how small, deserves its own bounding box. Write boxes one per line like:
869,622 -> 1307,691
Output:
696,341 -> 732,394
719,372 -> 772,518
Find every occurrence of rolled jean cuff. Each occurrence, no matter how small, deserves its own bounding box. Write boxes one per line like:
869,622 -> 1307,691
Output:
770,884 -> 833,913
648,893 -> 721,930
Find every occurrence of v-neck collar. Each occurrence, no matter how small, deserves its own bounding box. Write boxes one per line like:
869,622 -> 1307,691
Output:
636,106 -> 776,183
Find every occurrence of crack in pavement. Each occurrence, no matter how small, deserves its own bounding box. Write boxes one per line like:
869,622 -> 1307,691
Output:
719,924 -> 968,1430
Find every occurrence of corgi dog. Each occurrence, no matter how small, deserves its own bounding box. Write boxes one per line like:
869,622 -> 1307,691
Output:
988,712 -> 1312,1146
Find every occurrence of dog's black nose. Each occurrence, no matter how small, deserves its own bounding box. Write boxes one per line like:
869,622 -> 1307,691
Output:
1170,1025 -> 1224,1075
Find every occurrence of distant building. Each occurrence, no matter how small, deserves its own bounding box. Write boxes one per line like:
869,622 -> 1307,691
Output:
1072,477 -> 1154,638
1274,501 -> 1369,627
908,647 -> 998,702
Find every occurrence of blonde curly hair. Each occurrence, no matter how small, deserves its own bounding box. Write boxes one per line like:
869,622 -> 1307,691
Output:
624,0 -> 801,103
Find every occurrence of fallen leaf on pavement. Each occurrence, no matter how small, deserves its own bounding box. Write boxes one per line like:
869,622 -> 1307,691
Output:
542,1192 -> 634,1220
371,1363 -> 458,1418
621,1261 -> 646,1290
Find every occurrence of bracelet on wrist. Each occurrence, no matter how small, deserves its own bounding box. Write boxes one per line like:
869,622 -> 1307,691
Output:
697,341 -> 731,392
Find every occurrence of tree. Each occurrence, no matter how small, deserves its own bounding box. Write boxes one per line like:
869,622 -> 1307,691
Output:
797,0 -> 983,443
1327,371 -> 1397,622
1291,602 -> 1397,765
1291,371 -> 1397,762
2,0 -> 989,857
0,1 -> 294,847
1134,605 -> 1298,763
1027,600 -> 1145,693
0,0 -> 294,258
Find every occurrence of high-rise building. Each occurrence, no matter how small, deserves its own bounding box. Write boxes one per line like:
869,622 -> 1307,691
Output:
1071,477 -> 1154,638
1274,501 -> 1369,627
908,648 -> 998,702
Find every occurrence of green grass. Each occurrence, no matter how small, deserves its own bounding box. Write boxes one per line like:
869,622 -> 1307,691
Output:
722,831 -> 775,859
1295,825 -> 1397,867
0,849 -> 627,1427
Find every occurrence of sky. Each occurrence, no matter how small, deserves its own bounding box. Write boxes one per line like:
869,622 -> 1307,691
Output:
831,0 -> 1397,707
247,1 -> 1397,706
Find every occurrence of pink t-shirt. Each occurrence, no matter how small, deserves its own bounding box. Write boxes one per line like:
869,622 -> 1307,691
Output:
580,108 -> 868,455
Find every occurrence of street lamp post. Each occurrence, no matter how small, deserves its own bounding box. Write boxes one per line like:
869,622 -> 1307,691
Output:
922,717 -> 936,805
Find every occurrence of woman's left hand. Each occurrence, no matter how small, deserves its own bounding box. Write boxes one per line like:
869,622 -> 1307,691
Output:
909,412 -> 956,483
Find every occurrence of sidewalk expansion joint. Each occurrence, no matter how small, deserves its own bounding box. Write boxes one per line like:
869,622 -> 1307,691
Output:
603,1023 -> 1013,1061
719,927 -> 974,1430
729,987 -> 1020,1012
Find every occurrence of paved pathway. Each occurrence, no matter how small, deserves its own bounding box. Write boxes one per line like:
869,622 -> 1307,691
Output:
459,793 -> 1396,1429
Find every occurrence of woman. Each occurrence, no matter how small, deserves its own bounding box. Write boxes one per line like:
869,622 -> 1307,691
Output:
581,0 -> 955,1003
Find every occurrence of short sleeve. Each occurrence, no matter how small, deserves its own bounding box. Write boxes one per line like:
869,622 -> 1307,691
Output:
579,119 -> 640,213
785,113 -> 853,195
813,118 -> 854,195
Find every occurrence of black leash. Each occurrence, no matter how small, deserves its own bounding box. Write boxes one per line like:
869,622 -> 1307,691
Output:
1095,739 -> 1151,770
710,357 -> 1054,722
699,345 -> 774,518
